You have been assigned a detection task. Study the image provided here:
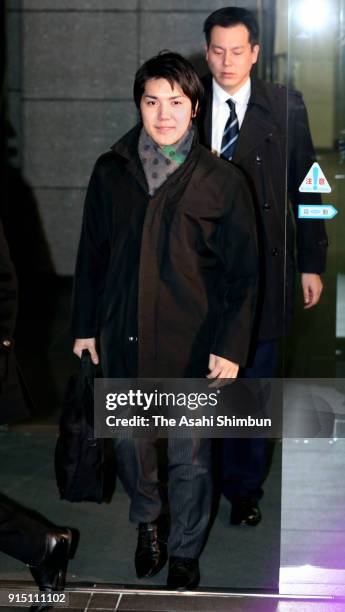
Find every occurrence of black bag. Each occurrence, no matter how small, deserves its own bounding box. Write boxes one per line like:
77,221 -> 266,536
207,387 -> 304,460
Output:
55,350 -> 104,503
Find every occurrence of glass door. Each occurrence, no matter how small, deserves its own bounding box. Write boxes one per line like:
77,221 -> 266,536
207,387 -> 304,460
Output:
280,0 -> 345,596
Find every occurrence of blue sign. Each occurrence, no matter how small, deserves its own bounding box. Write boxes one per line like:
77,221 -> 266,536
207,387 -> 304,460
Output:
298,205 -> 338,220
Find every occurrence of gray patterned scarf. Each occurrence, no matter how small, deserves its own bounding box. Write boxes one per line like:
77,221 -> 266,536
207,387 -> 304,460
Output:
138,125 -> 194,195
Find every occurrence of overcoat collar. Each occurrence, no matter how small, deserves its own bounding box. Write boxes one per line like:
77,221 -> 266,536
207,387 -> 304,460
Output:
111,123 -> 148,191
202,74 -> 278,162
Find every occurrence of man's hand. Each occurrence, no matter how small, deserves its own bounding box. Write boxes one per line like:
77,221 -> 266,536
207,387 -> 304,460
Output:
73,338 -> 99,365
301,273 -> 323,309
207,353 -> 239,387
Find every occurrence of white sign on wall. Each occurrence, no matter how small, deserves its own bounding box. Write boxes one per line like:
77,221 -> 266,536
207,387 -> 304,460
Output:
299,162 -> 331,193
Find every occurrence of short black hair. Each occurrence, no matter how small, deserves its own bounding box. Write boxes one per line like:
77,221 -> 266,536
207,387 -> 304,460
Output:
133,51 -> 204,115
203,7 -> 259,48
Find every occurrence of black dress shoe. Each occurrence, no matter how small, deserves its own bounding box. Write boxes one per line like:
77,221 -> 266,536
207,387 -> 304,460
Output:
167,556 -> 200,589
135,519 -> 168,578
230,498 -> 262,526
29,528 -> 74,594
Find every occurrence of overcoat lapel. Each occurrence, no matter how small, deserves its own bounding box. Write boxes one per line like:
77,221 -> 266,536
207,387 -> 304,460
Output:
233,108 -> 278,162
201,75 -> 279,162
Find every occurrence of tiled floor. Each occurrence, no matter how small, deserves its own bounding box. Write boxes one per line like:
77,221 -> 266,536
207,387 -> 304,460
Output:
0,585 -> 344,611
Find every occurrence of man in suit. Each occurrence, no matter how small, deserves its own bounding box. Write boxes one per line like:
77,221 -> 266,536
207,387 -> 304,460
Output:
199,7 -> 328,525
0,218 -> 74,611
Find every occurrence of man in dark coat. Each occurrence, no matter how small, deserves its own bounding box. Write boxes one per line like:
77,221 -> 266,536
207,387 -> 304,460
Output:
72,52 -> 258,588
0,218 -> 74,612
199,7 -> 328,525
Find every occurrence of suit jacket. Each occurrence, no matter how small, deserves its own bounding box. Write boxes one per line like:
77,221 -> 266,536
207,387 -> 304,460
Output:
199,75 -> 328,342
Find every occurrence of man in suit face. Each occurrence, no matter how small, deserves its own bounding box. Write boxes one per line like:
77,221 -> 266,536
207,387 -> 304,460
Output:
201,7 -> 327,526
205,22 -> 259,97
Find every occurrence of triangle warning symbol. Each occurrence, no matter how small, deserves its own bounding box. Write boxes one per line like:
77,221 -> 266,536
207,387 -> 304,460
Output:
299,162 -> 331,193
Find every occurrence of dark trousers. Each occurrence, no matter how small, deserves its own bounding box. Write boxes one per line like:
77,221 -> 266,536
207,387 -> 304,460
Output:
115,436 -> 212,559
222,340 -> 279,502
113,340 -> 213,558
0,495 -> 49,565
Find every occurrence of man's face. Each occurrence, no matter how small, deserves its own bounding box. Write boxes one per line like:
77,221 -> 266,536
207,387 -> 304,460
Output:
206,24 -> 259,95
140,78 -> 195,146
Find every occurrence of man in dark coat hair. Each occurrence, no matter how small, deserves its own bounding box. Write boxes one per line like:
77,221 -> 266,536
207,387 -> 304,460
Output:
72,51 -> 258,588
199,7 -> 328,526
0,219 -> 75,611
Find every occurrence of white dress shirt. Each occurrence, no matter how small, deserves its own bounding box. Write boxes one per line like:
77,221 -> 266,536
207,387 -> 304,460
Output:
211,77 -> 251,156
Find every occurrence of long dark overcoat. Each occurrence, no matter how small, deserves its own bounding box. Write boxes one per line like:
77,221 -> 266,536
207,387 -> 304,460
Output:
0,219 -> 30,424
199,76 -> 328,341
71,125 -> 258,378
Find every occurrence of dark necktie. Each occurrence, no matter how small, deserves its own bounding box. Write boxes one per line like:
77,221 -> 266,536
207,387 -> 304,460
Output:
220,99 -> 239,161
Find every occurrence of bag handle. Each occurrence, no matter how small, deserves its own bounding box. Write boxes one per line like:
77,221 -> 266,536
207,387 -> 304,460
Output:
79,349 -> 98,385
